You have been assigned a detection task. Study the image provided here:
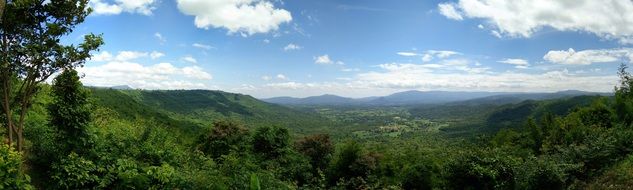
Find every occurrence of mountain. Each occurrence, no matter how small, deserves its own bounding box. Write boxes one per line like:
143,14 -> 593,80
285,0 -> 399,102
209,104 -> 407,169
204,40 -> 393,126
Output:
367,91 -> 507,105
89,88 -> 334,134
263,90 -> 612,106
450,90 -> 612,106
110,85 -> 133,90
263,94 -> 358,105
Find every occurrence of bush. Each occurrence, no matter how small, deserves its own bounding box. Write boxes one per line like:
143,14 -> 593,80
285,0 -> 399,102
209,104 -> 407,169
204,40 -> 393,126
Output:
0,144 -> 33,189
446,149 -> 517,190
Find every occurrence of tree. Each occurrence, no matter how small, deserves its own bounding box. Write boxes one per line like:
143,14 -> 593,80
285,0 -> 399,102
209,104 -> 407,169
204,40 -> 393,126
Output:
614,63 -> 633,127
1,0 -> 103,151
48,69 -> 92,155
295,134 -> 334,172
252,125 -> 290,159
196,120 -> 250,159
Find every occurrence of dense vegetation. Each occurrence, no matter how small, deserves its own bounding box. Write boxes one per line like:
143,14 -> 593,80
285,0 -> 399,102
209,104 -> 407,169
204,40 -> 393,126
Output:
3,1 -> 633,189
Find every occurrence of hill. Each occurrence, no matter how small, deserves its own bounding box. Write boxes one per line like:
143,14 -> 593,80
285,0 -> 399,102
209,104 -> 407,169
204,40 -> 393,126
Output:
89,88 -> 334,135
262,90 -> 609,106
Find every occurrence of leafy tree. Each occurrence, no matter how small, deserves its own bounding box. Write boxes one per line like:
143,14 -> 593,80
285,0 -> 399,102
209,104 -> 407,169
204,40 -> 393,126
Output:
401,164 -> 435,190
614,63 -> 633,127
196,120 -> 250,159
326,141 -> 380,187
252,125 -> 290,159
0,0 -> 103,151
526,118 -> 543,154
48,69 -> 92,155
295,134 -> 334,172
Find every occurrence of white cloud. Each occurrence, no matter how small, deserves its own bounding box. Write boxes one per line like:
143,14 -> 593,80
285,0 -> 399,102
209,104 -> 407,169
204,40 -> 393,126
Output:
283,43 -> 302,51
193,43 -> 214,50
438,0 -> 633,43
92,51 -> 157,62
176,0 -> 292,36
422,54 -> 433,62
342,68 -> 360,72
150,51 -> 165,59
154,32 -> 166,44
182,56 -> 198,64
116,51 -> 148,61
397,50 -> 460,62
314,55 -> 333,64
544,48 -> 633,65
313,55 -> 345,65
90,0 -> 157,15
477,24 -> 484,29
91,51 -> 113,62
438,3 -> 463,20
276,74 -> 288,80
354,64 -> 616,92
262,75 -> 272,81
498,58 -> 529,66
183,66 -> 213,80
428,50 -> 460,58
263,39 -> 271,43
79,61 -> 212,89
397,52 -> 419,57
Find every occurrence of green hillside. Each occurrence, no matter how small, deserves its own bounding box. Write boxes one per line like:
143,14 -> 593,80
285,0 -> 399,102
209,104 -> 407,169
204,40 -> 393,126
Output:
90,88 -> 335,135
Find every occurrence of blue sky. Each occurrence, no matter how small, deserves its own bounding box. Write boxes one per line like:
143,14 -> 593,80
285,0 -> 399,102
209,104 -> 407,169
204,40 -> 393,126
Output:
70,0 -> 633,98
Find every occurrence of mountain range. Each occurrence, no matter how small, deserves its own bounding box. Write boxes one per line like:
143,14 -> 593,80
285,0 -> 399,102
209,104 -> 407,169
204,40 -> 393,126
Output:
261,90 -> 612,106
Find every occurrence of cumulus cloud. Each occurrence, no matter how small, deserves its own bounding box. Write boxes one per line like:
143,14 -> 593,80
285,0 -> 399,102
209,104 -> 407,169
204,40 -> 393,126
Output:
284,43 -> 302,51
79,62 -> 212,89
176,0 -> 292,36
91,51 -> 113,62
438,0 -> 633,43
89,0 -> 157,15
544,48 -> 633,65
150,51 -> 165,59
314,55 -> 336,65
262,75 -> 272,81
355,64 -> 616,92
276,74 -> 288,80
116,51 -> 148,61
92,51 -> 152,62
438,3 -> 463,20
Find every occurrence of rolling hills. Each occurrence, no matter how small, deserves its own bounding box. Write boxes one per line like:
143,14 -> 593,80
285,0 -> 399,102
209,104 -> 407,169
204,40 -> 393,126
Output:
89,88 -> 335,135
262,90 -> 611,106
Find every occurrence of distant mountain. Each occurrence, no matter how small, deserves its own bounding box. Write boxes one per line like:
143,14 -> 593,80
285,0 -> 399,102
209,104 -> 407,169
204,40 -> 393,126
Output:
110,85 -> 133,90
263,94 -> 359,105
262,90 -> 612,106
451,90 -> 613,106
367,91 -> 507,105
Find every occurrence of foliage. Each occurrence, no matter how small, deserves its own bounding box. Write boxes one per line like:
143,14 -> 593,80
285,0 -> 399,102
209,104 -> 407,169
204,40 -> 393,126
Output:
253,125 -> 291,159
49,69 -> 93,155
1,0 -> 103,151
295,134 -> 334,172
197,120 -> 250,159
0,144 -> 33,189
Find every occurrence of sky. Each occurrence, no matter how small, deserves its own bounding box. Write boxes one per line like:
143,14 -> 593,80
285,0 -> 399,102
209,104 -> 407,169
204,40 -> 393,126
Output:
67,0 -> 633,98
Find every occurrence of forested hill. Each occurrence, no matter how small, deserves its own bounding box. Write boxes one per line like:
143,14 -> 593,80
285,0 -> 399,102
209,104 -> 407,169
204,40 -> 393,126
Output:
89,88 -> 334,134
